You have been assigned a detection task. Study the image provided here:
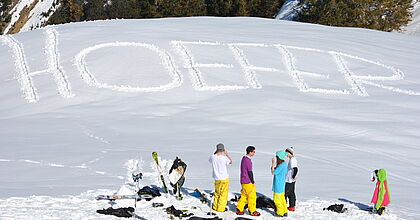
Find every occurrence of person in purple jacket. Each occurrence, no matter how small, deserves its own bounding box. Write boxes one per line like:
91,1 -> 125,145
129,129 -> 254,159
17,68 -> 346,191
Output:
235,146 -> 260,216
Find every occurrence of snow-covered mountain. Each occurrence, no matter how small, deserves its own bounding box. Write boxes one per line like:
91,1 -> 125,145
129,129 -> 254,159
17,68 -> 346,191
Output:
2,0 -> 58,34
1,17 -> 420,219
275,0 -> 299,21
405,0 -> 420,36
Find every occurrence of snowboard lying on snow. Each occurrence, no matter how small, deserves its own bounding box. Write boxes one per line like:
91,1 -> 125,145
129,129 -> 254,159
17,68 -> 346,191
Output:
95,194 -> 153,201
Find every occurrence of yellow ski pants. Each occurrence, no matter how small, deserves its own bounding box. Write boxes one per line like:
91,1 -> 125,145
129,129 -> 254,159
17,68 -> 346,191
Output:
213,178 -> 229,212
236,183 -> 257,213
274,192 -> 288,216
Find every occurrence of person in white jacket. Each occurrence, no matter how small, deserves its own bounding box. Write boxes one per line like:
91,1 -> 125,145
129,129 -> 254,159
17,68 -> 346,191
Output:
209,143 -> 232,212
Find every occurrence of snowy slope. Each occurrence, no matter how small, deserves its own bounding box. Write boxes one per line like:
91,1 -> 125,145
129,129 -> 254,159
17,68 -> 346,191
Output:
4,0 -> 57,34
275,0 -> 299,20
405,0 -> 420,36
1,17 -> 420,219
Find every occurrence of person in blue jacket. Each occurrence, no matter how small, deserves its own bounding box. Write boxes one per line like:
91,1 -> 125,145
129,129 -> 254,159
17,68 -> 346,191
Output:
272,150 -> 288,217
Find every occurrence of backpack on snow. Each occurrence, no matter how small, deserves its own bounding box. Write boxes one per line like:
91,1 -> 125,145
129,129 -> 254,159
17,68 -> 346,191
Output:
256,196 -> 276,209
323,204 -> 347,213
137,185 -> 161,199
96,207 -> 134,218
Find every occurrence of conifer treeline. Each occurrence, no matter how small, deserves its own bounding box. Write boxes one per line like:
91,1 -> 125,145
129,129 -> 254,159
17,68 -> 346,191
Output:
0,0 -> 13,33
298,0 -> 413,32
48,0 -> 285,25
0,0 -> 415,34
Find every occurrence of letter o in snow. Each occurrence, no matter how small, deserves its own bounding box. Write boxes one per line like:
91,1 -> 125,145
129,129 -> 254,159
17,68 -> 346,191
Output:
74,42 -> 183,92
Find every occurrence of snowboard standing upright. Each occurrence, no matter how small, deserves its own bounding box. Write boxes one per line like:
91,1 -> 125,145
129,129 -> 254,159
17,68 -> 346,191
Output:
152,152 -> 168,193
169,157 -> 187,200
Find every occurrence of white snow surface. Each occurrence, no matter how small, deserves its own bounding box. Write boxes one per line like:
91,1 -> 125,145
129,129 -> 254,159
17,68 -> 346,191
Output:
1,17 -> 420,219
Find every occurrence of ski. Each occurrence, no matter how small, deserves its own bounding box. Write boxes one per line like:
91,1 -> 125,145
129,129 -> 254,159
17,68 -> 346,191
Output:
95,194 -> 153,201
152,152 -> 168,193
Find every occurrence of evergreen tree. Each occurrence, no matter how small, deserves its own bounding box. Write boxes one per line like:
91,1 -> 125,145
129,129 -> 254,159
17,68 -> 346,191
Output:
48,0 -> 84,25
83,0 -> 107,20
107,0 -> 138,19
158,0 -> 207,17
43,0 -> 288,29
246,0 -> 283,18
206,0 -> 233,16
205,0 -> 248,16
232,0 -> 248,16
298,0 -> 413,32
137,0 -> 160,18
0,0 -> 12,34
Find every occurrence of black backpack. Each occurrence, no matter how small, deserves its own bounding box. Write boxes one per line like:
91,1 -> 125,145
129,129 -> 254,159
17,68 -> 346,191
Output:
256,196 -> 276,209
323,204 -> 347,213
97,207 -> 134,218
137,185 -> 161,198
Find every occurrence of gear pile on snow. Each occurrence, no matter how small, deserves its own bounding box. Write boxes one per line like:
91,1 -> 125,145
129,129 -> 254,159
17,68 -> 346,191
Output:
165,205 -> 194,218
96,207 -> 135,218
137,185 -> 161,199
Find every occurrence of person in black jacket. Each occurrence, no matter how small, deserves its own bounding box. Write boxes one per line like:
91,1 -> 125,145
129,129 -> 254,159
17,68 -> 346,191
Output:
285,147 -> 298,211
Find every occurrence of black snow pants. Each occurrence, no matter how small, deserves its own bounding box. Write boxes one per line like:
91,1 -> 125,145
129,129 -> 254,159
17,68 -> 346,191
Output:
285,182 -> 296,207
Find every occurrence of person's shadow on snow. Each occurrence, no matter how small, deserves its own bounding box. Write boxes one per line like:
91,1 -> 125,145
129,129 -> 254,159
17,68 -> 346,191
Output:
338,198 -> 372,211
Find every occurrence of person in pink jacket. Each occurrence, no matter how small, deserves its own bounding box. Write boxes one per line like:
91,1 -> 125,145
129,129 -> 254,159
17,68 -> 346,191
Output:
371,169 -> 391,215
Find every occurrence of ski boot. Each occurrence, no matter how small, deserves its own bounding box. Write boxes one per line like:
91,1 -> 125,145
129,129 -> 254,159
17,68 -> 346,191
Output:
250,211 -> 261,216
235,209 -> 244,215
377,207 -> 385,215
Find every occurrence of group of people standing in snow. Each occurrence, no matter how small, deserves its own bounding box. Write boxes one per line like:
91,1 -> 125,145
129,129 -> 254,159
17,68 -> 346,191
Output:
208,143 -> 391,217
209,144 -> 298,217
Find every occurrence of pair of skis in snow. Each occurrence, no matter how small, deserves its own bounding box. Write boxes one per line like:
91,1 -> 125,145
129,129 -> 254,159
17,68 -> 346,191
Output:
95,194 -> 153,201
152,151 -> 169,193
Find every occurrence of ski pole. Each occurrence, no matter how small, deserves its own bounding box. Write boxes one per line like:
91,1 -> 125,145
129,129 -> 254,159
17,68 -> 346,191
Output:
208,191 -> 214,216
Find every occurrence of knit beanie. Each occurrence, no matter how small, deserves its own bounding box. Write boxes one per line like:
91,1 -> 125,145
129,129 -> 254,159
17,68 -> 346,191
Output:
286,147 -> 294,155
